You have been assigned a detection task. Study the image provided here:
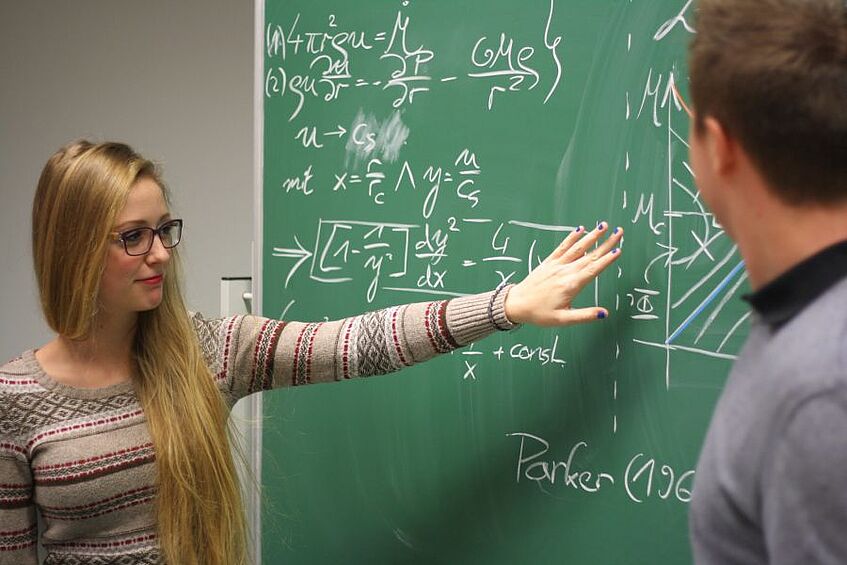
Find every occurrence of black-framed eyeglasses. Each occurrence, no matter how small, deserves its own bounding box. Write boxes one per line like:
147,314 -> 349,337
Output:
111,219 -> 183,256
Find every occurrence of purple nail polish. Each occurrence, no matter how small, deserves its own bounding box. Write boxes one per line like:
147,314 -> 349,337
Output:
612,248 -> 620,254
613,227 -> 619,234
575,226 -> 583,233
597,221 -> 605,230
597,311 -> 607,319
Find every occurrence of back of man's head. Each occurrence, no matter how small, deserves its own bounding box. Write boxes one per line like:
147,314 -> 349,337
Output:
689,0 -> 847,206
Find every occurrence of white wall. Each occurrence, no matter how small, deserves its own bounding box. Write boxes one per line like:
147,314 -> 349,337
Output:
0,1 -> 254,361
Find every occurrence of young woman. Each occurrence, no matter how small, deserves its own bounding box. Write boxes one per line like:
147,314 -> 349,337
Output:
0,140 -> 622,565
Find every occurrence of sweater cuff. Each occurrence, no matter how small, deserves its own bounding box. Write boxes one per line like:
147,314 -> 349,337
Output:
446,284 -> 520,345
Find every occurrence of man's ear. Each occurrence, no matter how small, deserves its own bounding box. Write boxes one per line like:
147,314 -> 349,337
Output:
702,116 -> 737,177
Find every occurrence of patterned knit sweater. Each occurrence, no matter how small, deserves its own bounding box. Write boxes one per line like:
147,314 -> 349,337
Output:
0,290 -> 514,564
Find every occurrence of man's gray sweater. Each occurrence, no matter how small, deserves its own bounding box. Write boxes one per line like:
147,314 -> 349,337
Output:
690,265 -> 847,564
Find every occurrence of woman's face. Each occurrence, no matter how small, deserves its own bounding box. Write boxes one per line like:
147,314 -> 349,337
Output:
99,177 -> 172,317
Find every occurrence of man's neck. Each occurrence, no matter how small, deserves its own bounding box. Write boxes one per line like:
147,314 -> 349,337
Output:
735,200 -> 847,291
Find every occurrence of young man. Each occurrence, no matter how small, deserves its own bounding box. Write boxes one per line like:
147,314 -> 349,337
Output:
687,0 -> 847,563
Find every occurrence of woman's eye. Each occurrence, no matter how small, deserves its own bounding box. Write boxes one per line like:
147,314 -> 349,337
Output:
123,230 -> 144,244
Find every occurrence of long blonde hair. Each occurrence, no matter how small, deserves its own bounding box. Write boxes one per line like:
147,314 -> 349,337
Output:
32,140 -> 248,565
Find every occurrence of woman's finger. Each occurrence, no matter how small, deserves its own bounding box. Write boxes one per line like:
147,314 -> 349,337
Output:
583,226 -> 624,262
559,221 -> 609,263
543,226 -> 586,264
571,245 -> 623,283
556,306 -> 610,326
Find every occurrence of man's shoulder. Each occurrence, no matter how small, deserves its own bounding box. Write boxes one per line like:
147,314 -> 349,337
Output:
791,273 -> 847,333
762,276 -> 847,391
702,276 -> 847,485
701,276 -> 847,481
691,280 -> 847,562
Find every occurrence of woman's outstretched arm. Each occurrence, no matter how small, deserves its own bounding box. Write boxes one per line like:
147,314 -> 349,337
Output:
193,224 -> 623,404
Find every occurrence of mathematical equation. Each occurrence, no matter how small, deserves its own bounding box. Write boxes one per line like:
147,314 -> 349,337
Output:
264,0 -> 739,446
272,217 -> 583,303
626,62 -> 748,371
280,142 -> 483,217
265,0 -> 563,119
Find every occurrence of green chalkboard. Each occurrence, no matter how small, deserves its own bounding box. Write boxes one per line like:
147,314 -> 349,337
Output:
258,0 -> 748,562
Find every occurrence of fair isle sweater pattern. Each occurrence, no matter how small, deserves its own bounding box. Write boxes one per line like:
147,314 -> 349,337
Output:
0,290 -> 513,564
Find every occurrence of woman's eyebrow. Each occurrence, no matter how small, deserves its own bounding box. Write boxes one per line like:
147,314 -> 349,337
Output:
113,213 -> 172,230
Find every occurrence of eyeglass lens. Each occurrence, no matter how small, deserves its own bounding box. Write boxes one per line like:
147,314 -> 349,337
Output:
122,220 -> 182,256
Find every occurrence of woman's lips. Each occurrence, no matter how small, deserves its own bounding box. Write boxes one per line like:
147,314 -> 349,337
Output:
137,274 -> 163,285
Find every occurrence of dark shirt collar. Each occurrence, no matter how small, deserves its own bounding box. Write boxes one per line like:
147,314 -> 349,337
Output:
744,239 -> 847,329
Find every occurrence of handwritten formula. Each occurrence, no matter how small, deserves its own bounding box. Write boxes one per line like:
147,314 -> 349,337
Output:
262,0 -> 745,515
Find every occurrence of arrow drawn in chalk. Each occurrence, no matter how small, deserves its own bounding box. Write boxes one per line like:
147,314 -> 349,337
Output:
272,236 -> 313,287
323,125 -> 347,137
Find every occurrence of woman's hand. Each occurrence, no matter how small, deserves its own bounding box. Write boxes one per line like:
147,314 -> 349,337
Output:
504,222 -> 623,326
